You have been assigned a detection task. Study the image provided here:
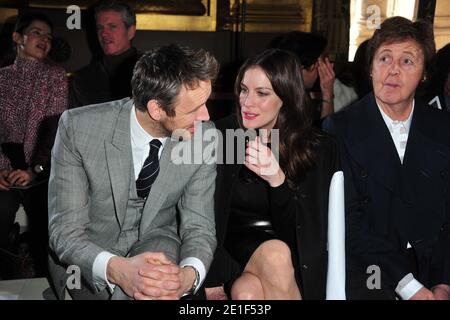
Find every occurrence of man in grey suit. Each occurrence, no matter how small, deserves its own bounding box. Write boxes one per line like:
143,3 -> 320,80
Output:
48,44 -> 219,300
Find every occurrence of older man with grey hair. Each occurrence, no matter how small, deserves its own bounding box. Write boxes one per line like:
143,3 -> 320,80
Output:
69,1 -> 139,108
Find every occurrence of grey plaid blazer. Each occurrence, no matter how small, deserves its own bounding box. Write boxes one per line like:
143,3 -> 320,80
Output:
48,98 -> 216,295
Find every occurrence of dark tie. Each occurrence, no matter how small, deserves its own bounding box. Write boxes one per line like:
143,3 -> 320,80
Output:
136,139 -> 162,198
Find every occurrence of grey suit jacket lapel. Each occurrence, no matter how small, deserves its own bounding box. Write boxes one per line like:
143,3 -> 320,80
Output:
105,100 -> 133,227
140,138 -> 179,234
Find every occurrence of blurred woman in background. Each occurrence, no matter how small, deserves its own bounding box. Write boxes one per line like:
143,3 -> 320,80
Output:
0,12 -> 67,279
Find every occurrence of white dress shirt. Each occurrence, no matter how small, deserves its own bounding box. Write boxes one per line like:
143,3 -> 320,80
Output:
92,105 -> 205,295
377,100 -> 424,299
377,100 -> 414,164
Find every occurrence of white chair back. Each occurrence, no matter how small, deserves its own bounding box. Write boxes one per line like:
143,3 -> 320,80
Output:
326,171 -> 346,300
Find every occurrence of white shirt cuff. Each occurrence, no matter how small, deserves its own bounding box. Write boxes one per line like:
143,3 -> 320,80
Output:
180,257 -> 206,294
93,251 -> 117,293
395,273 -> 424,300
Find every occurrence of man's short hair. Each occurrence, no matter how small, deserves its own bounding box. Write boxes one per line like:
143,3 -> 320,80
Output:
131,44 -> 219,116
367,16 -> 435,78
94,1 -> 136,29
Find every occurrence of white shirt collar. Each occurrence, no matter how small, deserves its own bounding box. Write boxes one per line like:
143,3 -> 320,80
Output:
130,104 -> 167,147
377,99 -> 415,134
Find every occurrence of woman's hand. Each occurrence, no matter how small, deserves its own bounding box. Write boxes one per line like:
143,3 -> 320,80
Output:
7,168 -> 36,186
245,136 -> 285,187
205,285 -> 228,300
318,57 -> 335,118
318,57 -> 335,100
0,169 -> 11,190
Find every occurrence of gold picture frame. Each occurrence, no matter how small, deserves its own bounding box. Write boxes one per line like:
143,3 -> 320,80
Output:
7,0 -> 313,33
20,0 -> 217,31
223,0 -> 313,33
0,8 -> 18,24
137,0 -> 217,31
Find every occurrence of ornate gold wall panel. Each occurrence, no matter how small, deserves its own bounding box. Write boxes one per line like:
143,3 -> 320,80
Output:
0,8 -> 17,24
434,0 -> 450,50
8,0 -> 216,31
349,0 -> 418,60
223,0 -> 313,32
136,0 -> 217,31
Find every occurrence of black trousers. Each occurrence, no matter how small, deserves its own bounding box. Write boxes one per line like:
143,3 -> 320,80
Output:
0,182 -> 49,278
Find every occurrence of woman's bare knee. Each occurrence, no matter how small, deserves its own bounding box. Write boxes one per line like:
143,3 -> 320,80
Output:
231,272 -> 264,300
243,239 -> 300,298
247,240 -> 295,276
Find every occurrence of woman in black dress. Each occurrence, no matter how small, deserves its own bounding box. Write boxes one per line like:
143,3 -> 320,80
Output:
204,48 -> 341,299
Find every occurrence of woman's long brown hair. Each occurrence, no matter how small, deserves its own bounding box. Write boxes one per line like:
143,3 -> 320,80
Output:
235,48 -> 321,191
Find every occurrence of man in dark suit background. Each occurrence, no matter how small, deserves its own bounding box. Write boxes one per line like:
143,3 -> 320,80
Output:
69,1 -> 139,108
